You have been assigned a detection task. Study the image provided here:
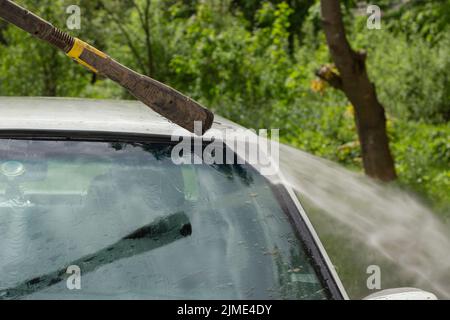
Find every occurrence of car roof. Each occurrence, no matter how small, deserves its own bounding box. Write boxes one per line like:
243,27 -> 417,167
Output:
0,97 -> 240,137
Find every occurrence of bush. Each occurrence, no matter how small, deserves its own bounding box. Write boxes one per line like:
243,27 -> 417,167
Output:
390,120 -> 450,216
351,19 -> 450,124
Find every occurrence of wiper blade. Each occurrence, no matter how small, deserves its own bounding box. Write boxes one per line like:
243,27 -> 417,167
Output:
0,211 -> 191,299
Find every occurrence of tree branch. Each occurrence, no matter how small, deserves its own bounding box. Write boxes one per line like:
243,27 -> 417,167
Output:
315,65 -> 343,91
99,0 -> 147,73
320,0 -> 356,77
143,0 -> 154,77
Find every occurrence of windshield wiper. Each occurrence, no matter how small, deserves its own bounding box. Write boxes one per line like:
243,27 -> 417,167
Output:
0,211 -> 192,299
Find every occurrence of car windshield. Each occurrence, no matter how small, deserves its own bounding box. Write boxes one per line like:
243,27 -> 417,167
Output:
0,138 -> 330,300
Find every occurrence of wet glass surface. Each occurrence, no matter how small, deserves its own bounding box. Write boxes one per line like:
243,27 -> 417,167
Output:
0,139 -> 329,299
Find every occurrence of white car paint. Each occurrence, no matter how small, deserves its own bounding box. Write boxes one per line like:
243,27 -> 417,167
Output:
0,97 -> 436,300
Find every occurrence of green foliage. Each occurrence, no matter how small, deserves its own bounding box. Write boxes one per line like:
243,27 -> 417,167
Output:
0,0 -> 121,98
381,0 -> 450,45
165,0 -> 297,129
391,120 -> 450,216
0,0 -> 83,96
351,17 -> 450,124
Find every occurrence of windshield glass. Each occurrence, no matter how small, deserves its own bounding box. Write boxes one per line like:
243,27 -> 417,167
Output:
0,138 -> 330,300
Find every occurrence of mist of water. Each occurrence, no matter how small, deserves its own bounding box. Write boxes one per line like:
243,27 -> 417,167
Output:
276,143 -> 450,298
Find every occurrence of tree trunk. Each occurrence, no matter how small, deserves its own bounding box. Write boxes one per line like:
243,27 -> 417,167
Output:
319,0 -> 397,181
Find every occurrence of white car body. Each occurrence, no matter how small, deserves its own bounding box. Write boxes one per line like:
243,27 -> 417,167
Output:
0,97 -> 436,300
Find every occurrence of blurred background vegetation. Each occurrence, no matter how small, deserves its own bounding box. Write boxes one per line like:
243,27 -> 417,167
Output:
0,0 -> 449,297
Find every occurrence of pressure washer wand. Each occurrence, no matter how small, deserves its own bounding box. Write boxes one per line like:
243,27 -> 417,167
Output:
0,0 -> 214,134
